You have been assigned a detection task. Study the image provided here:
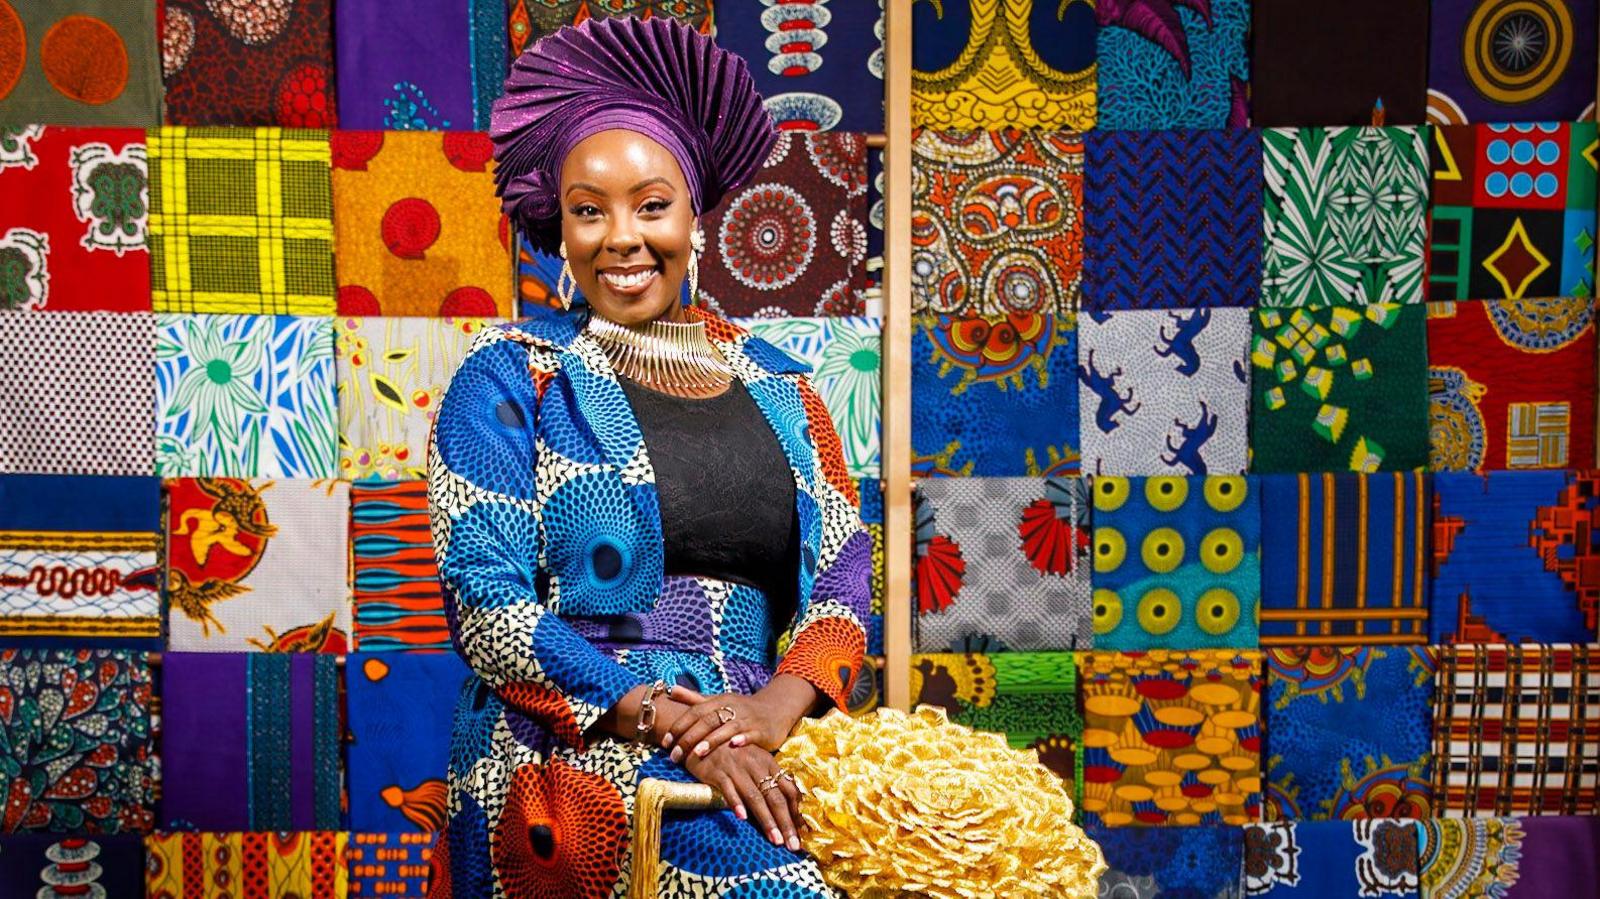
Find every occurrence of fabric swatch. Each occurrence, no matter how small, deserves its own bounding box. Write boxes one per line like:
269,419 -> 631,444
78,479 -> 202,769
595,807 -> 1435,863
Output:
154,314 -> 338,478
0,310 -> 155,476
910,129 -> 1084,316
514,230 -> 573,316
1243,820 -> 1422,897
849,656 -> 886,719
1427,122 -> 1599,302
160,0 -> 336,127
1262,127 -> 1431,306
1264,646 -> 1437,821
1428,0 -> 1598,125
911,0 -> 1097,130
0,0 -> 162,126
1429,298 -> 1597,471
716,0 -> 884,132
347,832 -> 435,899
911,652 -> 1083,790
1415,817 -> 1524,899
331,131 -> 513,317
1079,650 -> 1262,828
160,652 -> 341,831
1500,816 -> 1600,895
696,132 -> 869,318
351,480 -> 450,653
1259,473 -> 1431,647
1096,0 -> 1250,130
1090,475 -> 1260,650
347,653 -> 469,833
911,312 -> 1080,477
145,831 -> 349,898
0,474 -> 162,647
737,316 -> 881,478
1089,825 -> 1245,899
335,0 -> 505,131
147,127 -> 335,315
165,477 -> 350,653
505,0 -> 711,61
911,477 -> 1092,653
0,125 -> 149,311
1250,305 -> 1430,473
1078,308 -> 1251,476
1250,0 -> 1430,126
1083,129 -> 1261,310
1432,644 -> 1598,816
1431,470 -> 1600,644
1419,815 -> 1600,897
0,833 -> 146,895
337,316 -> 501,481
0,648 -> 153,833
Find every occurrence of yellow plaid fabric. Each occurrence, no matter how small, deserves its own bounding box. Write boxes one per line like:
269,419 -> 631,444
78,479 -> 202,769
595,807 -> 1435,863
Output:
148,127 -> 336,314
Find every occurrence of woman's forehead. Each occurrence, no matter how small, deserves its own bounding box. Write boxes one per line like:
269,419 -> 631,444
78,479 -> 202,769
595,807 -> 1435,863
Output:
562,130 -> 689,190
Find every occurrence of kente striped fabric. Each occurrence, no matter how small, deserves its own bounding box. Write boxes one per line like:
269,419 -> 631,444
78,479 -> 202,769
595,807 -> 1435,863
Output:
1260,473 -> 1431,646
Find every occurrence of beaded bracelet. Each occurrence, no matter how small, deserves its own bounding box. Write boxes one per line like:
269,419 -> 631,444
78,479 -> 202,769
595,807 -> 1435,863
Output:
635,680 -> 669,740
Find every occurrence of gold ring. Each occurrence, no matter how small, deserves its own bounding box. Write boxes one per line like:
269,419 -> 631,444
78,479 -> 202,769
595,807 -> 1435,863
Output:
759,774 -> 782,792
716,706 -> 737,725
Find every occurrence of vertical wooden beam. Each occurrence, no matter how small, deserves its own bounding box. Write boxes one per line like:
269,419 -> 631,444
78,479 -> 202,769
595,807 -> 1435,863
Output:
882,0 -> 914,711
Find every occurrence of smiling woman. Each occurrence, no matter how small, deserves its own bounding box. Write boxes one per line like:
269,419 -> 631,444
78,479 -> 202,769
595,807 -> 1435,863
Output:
425,16 -> 873,899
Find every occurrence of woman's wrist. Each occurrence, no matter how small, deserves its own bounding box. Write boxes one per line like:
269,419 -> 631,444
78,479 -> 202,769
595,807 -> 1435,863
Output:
758,673 -> 825,736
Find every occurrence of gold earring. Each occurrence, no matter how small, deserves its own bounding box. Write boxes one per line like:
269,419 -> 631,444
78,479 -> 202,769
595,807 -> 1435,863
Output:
556,241 -> 576,310
687,229 -> 705,302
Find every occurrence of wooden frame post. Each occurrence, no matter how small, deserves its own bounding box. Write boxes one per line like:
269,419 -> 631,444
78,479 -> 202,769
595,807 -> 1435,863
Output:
882,0 -> 914,711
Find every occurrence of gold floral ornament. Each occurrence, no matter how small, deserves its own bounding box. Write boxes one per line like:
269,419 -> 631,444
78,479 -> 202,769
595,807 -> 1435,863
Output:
778,706 -> 1106,898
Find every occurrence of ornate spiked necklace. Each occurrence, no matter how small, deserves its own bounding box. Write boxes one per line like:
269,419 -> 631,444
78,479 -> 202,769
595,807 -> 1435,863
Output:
586,313 -> 734,397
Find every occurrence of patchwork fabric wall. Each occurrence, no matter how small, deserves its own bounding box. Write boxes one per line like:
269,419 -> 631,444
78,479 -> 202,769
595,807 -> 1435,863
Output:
2,1 -> 1600,897
0,2 -> 884,897
908,1 -> 1600,896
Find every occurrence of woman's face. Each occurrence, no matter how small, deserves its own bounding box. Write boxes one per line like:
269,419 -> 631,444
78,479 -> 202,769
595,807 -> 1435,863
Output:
559,129 -> 696,325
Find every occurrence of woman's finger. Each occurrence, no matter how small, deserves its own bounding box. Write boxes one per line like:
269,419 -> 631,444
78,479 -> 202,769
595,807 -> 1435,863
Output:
667,684 -> 706,704
731,766 -> 783,847
689,719 -> 744,759
668,712 -> 723,764
714,773 -> 746,822
664,702 -> 716,750
758,764 -> 800,853
777,774 -> 804,833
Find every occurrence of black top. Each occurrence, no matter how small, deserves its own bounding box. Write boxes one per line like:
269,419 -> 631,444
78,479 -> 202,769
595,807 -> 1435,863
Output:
618,377 -> 800,608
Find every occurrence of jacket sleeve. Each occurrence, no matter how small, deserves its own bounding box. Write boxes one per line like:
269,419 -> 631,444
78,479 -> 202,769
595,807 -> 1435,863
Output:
428,329 -> 645,749
774,375 -> 871,710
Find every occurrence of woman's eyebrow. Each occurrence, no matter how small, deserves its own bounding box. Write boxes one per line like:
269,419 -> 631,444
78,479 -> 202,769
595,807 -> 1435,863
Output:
630,176 -> 673,193
565,182 -> 603,196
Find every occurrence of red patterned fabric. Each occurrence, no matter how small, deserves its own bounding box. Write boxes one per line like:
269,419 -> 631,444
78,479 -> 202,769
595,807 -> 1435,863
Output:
160,0 -> 336,127
1427,298 -> 1597,472
695,132 -> 869,318
0,126 -> 149,312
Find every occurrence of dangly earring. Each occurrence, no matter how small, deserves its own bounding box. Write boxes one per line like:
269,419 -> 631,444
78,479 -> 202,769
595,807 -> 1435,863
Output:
556,241 -> 576,310
687,228 -> 706,303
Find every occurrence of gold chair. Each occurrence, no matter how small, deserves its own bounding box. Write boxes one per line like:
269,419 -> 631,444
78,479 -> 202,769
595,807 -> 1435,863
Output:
628,779 -> 727,899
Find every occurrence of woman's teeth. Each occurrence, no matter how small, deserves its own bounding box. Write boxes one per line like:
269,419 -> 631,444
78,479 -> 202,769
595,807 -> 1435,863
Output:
601,269 -> 655,289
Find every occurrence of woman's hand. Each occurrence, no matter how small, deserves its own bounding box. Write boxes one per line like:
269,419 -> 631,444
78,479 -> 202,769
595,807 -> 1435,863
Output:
664,675 -> 822,760
681,742 -> 804,851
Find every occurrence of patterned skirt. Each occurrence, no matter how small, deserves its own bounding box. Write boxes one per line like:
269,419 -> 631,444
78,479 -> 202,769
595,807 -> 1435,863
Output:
429,576 -> 840,898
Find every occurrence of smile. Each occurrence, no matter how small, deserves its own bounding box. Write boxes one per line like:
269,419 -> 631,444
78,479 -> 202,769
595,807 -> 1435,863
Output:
599,268 -> 659,293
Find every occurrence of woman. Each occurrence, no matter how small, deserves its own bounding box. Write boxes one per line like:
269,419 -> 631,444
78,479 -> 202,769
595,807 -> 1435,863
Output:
426,17 -> 871,899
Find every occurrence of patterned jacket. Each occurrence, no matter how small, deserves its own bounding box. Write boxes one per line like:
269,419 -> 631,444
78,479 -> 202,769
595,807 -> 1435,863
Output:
426,305 -> 871,758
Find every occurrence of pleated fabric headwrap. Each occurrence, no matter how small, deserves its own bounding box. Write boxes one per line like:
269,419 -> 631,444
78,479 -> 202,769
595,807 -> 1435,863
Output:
490,16 -> 779,255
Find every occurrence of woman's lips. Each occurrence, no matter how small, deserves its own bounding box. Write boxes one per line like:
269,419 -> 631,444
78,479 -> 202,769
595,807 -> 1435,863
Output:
598,267 -> 660,296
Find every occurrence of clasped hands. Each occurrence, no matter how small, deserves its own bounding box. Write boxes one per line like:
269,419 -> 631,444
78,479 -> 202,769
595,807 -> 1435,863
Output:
640,676 -> 818,852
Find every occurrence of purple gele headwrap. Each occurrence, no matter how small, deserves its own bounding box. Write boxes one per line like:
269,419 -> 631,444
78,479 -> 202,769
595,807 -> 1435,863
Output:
490,17 -> 779,255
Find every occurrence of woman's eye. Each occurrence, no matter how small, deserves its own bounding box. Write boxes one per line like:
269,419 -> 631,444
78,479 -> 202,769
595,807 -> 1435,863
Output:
571,204 -> 600,217
641,199 -> 670,214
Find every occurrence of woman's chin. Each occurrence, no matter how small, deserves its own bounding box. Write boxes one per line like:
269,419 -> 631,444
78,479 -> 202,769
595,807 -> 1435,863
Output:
592,288 -> 677,325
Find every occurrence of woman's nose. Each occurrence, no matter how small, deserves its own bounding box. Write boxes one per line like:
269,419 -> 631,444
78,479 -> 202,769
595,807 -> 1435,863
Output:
604,215 -> 643,255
